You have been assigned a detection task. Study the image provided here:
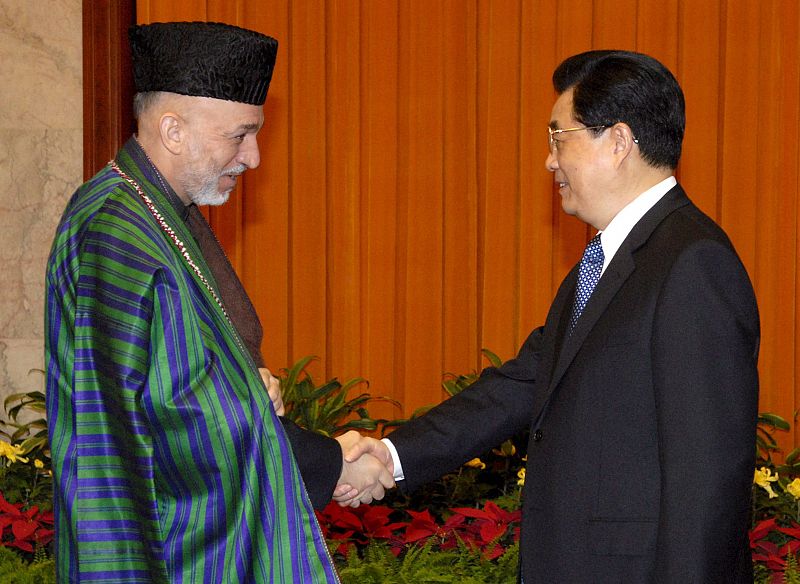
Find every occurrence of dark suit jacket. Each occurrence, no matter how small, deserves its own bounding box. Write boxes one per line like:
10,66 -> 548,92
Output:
279,419 -> 341,509
388,184 -> 760,583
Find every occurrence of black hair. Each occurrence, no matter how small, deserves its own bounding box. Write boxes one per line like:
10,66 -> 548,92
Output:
552,50 -> 685,169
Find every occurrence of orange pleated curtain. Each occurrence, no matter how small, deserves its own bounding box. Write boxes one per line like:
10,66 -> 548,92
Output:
137,1 -> 800,452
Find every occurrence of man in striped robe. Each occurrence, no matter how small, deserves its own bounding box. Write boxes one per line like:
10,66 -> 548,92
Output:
45,22 -> 391,582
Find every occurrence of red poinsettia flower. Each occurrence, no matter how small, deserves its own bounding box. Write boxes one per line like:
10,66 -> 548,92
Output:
317,503 -> 363,533
316,503 -> 409,556
359,505 -> 408,540
450,500 -> 521,525
748,517 -> 800,573
750,518 -> 779,543
778,523 -> 800,540
404,508 -> 465,547
0,492 -> 54,553
316,499 -> 523,561
447,501 -> 521,559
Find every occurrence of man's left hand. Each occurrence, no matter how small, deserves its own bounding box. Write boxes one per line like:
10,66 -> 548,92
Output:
259,367 -> 285,416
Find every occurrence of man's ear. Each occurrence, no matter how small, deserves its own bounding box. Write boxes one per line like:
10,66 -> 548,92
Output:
610,122 -> 637,167
159,113 -> 185,155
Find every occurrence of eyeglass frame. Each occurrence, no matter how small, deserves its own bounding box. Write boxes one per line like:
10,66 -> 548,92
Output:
547,124 -> 639,154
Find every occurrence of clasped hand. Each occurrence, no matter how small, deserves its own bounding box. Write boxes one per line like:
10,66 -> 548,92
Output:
260,367 -> 395,507
333,431 -> 395,507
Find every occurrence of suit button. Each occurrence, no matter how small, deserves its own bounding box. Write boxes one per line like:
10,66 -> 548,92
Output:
533,429 -> 543,442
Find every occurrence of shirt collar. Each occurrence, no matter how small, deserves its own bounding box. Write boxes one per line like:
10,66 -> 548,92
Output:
597,175 -> 677,273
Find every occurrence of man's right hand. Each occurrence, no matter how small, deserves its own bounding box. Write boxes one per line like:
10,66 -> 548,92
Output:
333,431 -> 395,507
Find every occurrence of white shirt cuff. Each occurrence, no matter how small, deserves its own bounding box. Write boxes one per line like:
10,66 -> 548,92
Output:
381,438 -> 405,482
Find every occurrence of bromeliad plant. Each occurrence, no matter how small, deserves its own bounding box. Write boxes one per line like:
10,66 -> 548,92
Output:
2,388 -> 48,457
278,356 -> 401,437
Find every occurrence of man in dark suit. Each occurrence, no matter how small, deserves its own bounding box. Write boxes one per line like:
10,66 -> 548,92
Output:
339,50 -> 760,582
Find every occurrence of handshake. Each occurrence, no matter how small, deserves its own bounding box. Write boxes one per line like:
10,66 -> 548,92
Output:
332,431 -> 395,507
261,367 -> 396,508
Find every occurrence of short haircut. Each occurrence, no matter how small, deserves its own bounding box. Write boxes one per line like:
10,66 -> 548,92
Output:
552,50 -> 685,169
132,91 -> 165,119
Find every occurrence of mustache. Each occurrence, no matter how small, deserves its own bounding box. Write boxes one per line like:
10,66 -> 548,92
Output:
221,164 -> 247,177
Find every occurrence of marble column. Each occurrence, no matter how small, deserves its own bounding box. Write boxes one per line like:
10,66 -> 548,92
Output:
0,0 -> 82,416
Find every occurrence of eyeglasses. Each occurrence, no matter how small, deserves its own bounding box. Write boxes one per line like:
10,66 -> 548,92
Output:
547,124 -> 639,154
547,125 -> 609,154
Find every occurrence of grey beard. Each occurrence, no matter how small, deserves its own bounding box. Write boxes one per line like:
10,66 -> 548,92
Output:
183,164 -> 246,206
191,185 -> 230,207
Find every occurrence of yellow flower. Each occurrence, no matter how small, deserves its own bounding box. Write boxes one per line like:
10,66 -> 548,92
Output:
465,458 -> 486,470
492,441 -> 516,457
786,478 -> 800,500
0,440 -> 29,464
34,459 -> 44,469
517,467 -> 526,486
754,467 -> 779,499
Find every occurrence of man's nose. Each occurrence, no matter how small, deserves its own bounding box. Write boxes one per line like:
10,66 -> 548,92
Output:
545,150 -> 558,172
238,135 -> 261,170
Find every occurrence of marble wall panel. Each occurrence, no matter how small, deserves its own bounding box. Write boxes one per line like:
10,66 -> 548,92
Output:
0,0 -> 82,411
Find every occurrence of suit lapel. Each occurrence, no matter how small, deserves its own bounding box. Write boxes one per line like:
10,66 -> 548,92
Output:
540,185 -> 691,406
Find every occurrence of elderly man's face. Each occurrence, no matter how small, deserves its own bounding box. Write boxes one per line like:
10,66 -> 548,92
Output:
544,88 -> 617,230
179,97 -> 264,206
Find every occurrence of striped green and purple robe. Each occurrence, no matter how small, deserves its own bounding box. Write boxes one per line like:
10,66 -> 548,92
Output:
44,140 -> 338,583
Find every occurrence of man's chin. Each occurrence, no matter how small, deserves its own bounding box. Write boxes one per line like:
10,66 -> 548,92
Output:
190,190 -> 231,206
559,199 -> 577,217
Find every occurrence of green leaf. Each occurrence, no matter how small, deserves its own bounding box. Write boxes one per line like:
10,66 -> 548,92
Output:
18,435 -> 49,454
341,377 -> 368,393
787,448 -> 800,466
481,348 -> 503,368
281,355 -> 317,393
338,419 -> 379,432
758,412 -> 790,431
409,405 -> 434,418
306,380 -> 343,402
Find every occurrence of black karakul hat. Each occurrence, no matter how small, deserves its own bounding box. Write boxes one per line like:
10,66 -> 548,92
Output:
129,21 -> 278,106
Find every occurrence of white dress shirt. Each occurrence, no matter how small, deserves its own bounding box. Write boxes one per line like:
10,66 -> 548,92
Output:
598,176 -> 676,273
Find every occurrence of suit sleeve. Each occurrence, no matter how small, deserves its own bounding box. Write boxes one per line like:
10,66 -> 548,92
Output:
651,240 -> 759,581
280,419 -> 342,510
388,326 -> 544,492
